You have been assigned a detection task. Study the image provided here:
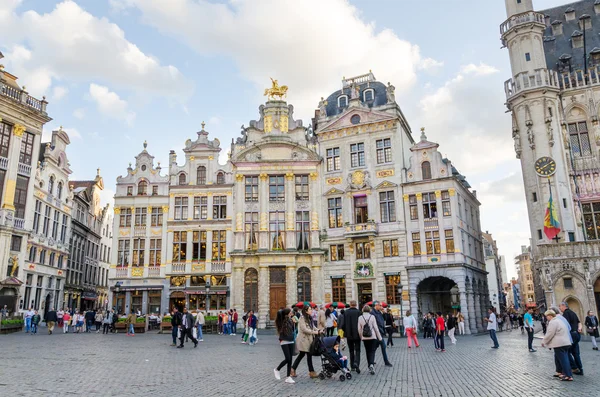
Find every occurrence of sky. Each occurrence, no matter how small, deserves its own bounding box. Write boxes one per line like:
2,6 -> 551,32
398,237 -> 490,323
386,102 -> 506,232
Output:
0,0 -> 574,280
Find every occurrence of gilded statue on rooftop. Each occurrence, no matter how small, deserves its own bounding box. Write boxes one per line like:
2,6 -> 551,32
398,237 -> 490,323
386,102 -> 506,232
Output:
264,78 -> 288,100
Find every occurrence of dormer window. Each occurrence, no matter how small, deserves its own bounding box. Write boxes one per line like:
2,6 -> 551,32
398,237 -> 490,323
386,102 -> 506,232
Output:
152,185 -> 158,196
579,14 -> 591,30
421,161 -> 432,180
178,173 -> 187,185
565,7 -> 576,22
551,20 -> 563,36
138,180 -> 148,196
363,89 -> 374,102
595,0 -> 600,15
217,172 -> 225,185
338,95 -> 348,108
127,186 -> 133,196
197,166 -> 206,185
591,48 -> 600,65
572,30 -> 584,48
48,176 -> 55,194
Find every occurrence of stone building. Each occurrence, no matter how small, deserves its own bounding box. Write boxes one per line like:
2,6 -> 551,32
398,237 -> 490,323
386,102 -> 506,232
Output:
0,58 -> 51,313
166,126 -> 233,313
515,245 -> 536,309
482,232 -> 505,312
229,93 -> 323,325
402,129 -> 487,334
314,72 -> 410,311
98,207 -> 112,311
65,171 -> 108,310
501,0 -> 600,320
22,127 -> 73,315
110,142 -> 169,315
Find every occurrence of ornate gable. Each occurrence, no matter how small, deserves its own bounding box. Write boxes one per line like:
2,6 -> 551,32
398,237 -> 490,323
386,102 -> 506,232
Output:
317,107 -> 396,134
375,180 -> 397,190
324,187 -> 344,196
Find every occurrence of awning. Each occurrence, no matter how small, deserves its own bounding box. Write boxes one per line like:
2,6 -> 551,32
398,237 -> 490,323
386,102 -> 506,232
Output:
82,292 -> 98,300
112,286 -> 163,292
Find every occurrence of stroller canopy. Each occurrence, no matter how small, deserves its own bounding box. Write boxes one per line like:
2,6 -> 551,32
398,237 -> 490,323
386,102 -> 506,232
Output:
322,335 -> 341,349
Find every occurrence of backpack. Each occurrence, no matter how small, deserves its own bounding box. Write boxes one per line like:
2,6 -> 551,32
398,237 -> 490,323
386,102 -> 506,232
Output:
361,314 -> 373,338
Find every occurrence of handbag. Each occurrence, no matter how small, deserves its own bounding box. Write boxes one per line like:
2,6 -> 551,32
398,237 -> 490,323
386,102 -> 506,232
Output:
309,335 -> 321,356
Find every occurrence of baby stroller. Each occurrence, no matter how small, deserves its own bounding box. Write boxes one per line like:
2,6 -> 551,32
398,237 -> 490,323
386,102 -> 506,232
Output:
317,335 -> 352,381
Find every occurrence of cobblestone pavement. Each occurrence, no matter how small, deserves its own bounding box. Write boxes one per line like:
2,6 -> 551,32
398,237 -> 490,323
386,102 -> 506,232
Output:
1,326 -> 599,397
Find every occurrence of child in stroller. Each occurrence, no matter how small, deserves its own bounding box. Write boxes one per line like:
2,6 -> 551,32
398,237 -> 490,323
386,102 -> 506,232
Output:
318,335 -> 352,381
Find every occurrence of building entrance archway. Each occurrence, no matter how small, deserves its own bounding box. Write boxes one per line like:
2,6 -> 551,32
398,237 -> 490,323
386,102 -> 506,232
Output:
417,277 -> 459,316
594,277 -> 600,315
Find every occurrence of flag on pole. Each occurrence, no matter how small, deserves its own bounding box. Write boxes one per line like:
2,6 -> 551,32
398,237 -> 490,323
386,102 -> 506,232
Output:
544,179 -> 561,240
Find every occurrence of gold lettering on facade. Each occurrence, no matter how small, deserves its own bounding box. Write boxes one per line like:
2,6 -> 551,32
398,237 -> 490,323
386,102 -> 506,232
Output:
264,115 -> 273,133
326,177 -> 342,185
376,169 -> 395,178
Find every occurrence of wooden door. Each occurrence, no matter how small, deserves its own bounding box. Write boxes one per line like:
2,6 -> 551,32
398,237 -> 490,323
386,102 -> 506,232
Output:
269,286 -> 286,320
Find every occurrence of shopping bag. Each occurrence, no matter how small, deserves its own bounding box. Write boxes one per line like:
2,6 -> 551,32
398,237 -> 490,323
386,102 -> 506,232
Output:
177,328 -> 181,339
192,327 -> 198,339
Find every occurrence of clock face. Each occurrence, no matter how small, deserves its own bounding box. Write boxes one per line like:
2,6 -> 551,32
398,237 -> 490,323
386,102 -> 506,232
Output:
534,156 -> 556,176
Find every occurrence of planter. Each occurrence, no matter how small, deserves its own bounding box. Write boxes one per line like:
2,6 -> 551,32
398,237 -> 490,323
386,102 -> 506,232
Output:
0,324 -> 23,334
160,322 -> 173,333
115,322 -> 146,333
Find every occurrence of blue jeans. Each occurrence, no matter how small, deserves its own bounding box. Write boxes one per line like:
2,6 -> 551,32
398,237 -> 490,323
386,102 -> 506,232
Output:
197,325 -> 203,340
171,327 -> 178,344
129,324 -> 135,335
377,339 -> 391,364
25,317 -> 31,332
555,345 -> 573,377
568,332 -> 583,371
223,323 -> 229,335
489,330 -> 499,347
31,323 -> 38,334
230,321 -> 235,334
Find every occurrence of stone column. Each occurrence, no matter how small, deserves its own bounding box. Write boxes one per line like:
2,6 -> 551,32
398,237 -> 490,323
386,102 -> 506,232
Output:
259,173 -> 269,251
474,293 -> 482,333
285,173 -> 295,250
206,192 -> 213,221
258,265 -> 269,328
232,264 -> 244,313
312,263 -> 324,304
142,290 -> 148,315
309,172 -> 320,249
234,174 -> 245,251
459,290 -> 471,335
466,287 -> 476,333
286,265 -> 297,308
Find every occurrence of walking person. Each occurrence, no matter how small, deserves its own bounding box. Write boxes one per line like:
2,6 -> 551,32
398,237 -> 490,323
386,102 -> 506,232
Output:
95,311 -> 104,333
435,312 -> 446,352
342,300 -> 362,374
218,311 -> 223,335
383,308 -> 394,347
403,310 -> 420,348
317,305 -> 326,331
372,301 -> 392,367
274,308 -> 296,384
126,310 -> 136,336
195,310 -> 205,342
31,310 -> 41,334
177,307 -> 198,348
524,307 -> 536,352
171,307 -> 181,346
485,307 -> 500,349
45,307 -> 58,335
247,310 -> 258,345
325,308 -> 337,337
63,311 -> 70,333
542,310 -> 573,381
57,309 -> 64,330
232,309 -> 238,336
291,305 -> 321,379
103,310 -> 113,334
560,301 -> 583,375
447,313 -> 457,345
358,304 -> 382,375
74,311 -> 82,333
457,311 -> 465,335
24,307 -> 33,333
585,311 -> 599,351
241,311 -> 248,344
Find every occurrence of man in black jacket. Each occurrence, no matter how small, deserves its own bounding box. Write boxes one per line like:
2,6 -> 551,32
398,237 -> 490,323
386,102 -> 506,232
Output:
342,300 -> 361,373
373,302 -> 392,367
178,307 -> 198,349
44,307 -> 58,335
171,307 -> 181,346
560,302 -> 584,375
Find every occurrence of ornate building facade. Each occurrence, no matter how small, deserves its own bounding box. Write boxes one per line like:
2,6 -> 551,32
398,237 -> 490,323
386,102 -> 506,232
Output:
501,0 -> 600,319
482,232 -> 506,312
516,245 -> 535,309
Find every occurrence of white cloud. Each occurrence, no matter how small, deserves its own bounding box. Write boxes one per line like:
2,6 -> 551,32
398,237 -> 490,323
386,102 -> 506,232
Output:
121,0 -> 440,117
479,173 -> 525,205
0,0 -> 191,98
419,58 -> 444,71
73,108 -> 85,119
98,187 -> 115,208
52,85 -> 68,100
460,63 -> 499,76
89,83 -> 136,126
63,127 -> 82,140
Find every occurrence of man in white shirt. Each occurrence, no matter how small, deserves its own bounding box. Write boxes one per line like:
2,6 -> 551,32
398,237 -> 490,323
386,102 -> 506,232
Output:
485,308 -> 500,349
24,308 -> 34,333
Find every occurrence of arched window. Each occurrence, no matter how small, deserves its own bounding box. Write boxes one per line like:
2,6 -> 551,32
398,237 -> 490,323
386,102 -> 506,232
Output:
216,172 -> 225,185
297,267 -> 311,302
57,182 -> 63,199
138,180 -> 148,196
48,176 -> 55,194
197,166 -> 207,185
338,95 -> 348,108
363,89 -> 374,102
244,268 -> 259,313
178,173 -> 187,186
421,161 -> 432,180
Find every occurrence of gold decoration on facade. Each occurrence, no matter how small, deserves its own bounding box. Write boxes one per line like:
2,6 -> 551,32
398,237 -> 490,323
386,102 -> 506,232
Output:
189,156 -> 195,161
162,206 -> 169,213
131,268 -> 144,277
235,174 -> 244,182
448,188 -> 456,196
207,192 -> 213,196
171,276 -> 186,287
147,206 -> 153,212
259,173 -> 268,181
435,190 -> 441,198
260,212 -> 268,231
208,156 -> 214,160
2,179 -> 16,210
114,207 -> 121,215
130,206 -> 135,213
263,78 -> 288,100
119,230 -> 130,237
376,169 -> 395,178
311,211 -> 319,230
285,172 -> 295,181
236,213 -> 243,231
151,229 -> 162,236
280,114 -> 289,132
416,193 -> 423,200
192,263 -> 205,273
326,177 -> 342,185
351,170 -> 365,186
13,124 -> 25,137
403,194 -> 409,202
286,212 -> 294,230
309,172 -> 318,181
264,115 -> 273,133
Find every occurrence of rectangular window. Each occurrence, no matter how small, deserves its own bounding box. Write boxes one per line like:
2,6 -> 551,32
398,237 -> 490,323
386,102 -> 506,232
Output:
134,207 -> 147,226
192,231 -> 207,261
326,147 -> 341,172
445,230 -> 455,253
269,211 -> 285,250
174,197 -> 189,220
19,132 -> 35,165
117,239 -> 130,266
385,275 -> 401,305
441,190 -> 451,216
33,200 -> 42,233
10,235 -> 22,252
537,229 -> 543,240
0,122 -> 11,158
193,197 -> 208,220
49,252 -> 55,267
532,192 -> 537,202
568,122 -> 592,157
29,246 -> 36,262
332,278 -> 346,302
355,242 -> 371,259
296,211 -> 310,250
152,185 -> 158,196
383,239 -> 399,257
354,196 -> 368,224
350,142 -> 365,167
409,195 -> 418,220
525,52 -> 531,62
245,176 -> 259,202
151,207 -> 163,226
212,196 -> 227,219
295,175 -> 309,201
119,208 -> 132,227
211,230 -> 226,261
245,212 -> 258,250
425,231 -> 441,254
149,238 -> 161,266
563,278 -> 573,289
132,238 -> 145,266
127,186 -> 133,196
14,175 -> 29,219
379,191 -> 396,223
328,197 -> 343,228
412,232 -> 421,255
569,231 -> 575,242
172,231 -> 187,262
43,205 -> 51,236
376,138 -> 392,164
269,176 -> 285,202
60,214 -> 68,242
330,244 -> 345,261
422,192 -> 438,219
52,210 -> 59,239
582,202 -> 600,240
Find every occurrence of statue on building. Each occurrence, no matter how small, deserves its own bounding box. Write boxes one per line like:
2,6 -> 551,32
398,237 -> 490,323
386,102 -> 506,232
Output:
386,82 -> 395,103
527,126 -> 535,149
586,174 -> 593,193
512,130 -> 521,159
318,97 -> 327,118
547,125 -> 554,147
264,78 -> 288,101
350,83 -> 359,100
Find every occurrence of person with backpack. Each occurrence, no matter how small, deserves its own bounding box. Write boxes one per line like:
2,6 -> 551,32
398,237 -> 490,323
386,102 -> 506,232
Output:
358,304 -> 382,375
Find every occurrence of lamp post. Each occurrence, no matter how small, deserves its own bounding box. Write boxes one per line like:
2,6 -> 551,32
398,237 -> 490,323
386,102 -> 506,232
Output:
113,282 -> 122,313
397,284 -> 404,337
205,281 -> 211,315
397,284 -> 403,316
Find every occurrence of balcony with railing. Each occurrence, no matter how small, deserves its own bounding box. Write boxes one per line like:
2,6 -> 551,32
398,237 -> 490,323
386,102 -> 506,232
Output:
148,266 -> 162,277
13,218 -> 25,230
134,226 -> 146,237
344,221 -> 378,238
0,81 -> 48,114
504,69 -> 560,99
423,217 -> 438,230
17,162 -> 31,177
115,267 -> 129,278
210,261 -> 228,273
500,11 -> 545,36
0,157 -> 8,170
536,241 -> 600,261
172,262 -> 186,273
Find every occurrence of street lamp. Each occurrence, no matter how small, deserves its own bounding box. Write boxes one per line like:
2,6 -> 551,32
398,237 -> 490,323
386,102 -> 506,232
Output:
205,280 -> 211,314
397,284 -> 403,316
